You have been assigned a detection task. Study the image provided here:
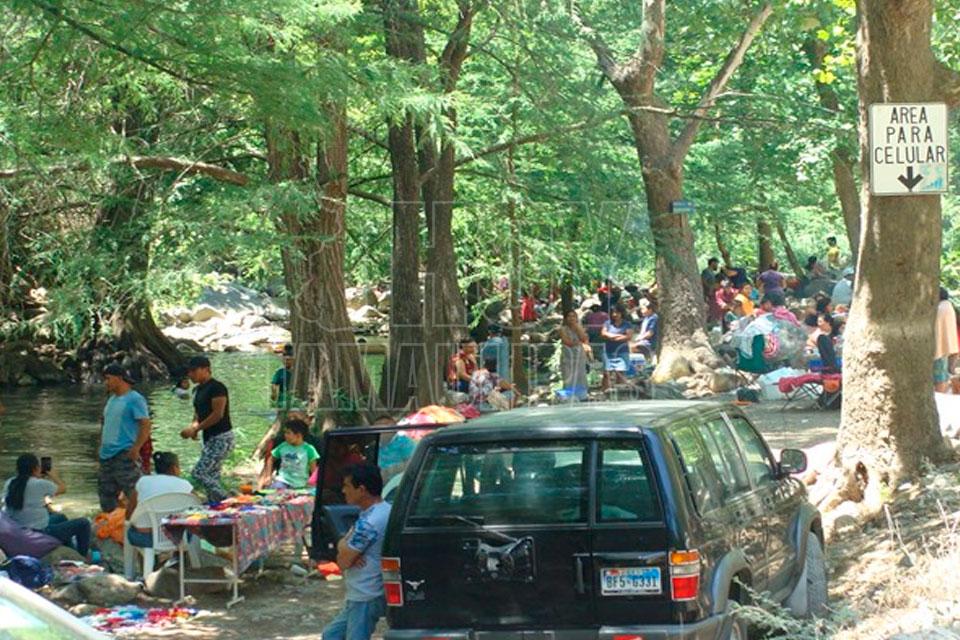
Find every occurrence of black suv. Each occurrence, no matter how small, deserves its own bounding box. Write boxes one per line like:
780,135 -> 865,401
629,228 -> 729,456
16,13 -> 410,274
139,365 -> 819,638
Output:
380,401 -> 826,640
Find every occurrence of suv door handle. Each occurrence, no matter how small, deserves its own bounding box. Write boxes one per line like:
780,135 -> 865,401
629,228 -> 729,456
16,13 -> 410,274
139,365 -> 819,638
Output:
573,555 -> 586,594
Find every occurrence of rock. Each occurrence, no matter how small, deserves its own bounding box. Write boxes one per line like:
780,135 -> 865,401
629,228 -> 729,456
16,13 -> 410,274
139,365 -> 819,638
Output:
191,304 -> 225,323
17,374 -> 38,386
74,574 -> 142,606
24,355 -> 71,383
69,603 -> 101,617
42,545 -> 86,566
823,500 -> 860,540
650,353 -> 692,383
145,566 -> 229,599
709,371 -> 740,393
242,315 -> 270,329
51,583 -> 84,605
376,290 -> 391,313
348,305 -> 385,324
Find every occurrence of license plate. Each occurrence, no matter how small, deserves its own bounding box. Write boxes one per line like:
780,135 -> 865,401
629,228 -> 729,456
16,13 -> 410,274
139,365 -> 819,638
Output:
600,566 -> 662,596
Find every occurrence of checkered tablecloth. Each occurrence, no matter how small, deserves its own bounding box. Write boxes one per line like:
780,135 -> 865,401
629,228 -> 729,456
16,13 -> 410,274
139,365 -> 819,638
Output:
163,494 -> 314,573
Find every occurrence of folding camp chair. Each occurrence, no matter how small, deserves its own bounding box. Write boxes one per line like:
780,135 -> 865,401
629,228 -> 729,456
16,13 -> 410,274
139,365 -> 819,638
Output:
779,373 -> 842,411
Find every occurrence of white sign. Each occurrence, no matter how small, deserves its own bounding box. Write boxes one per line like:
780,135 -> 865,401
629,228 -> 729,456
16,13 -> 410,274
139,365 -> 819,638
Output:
869,103 -> 949,196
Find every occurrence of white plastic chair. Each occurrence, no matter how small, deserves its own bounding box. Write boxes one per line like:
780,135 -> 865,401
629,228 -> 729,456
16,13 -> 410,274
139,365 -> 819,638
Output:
123,492 -> 202,580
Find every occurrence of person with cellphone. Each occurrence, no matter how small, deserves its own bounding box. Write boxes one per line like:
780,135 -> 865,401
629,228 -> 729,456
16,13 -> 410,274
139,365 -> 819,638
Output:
2,454 -> 91,557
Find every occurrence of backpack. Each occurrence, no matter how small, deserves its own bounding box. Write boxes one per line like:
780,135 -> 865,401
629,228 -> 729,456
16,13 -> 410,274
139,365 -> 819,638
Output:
2,555 -> 54,589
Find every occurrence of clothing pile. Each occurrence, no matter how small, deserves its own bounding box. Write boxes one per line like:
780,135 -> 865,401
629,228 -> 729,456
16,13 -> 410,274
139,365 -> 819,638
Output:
81,605 -> 198,633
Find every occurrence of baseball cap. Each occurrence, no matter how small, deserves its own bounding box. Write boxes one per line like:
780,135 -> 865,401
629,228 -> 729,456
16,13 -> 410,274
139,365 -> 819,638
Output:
842,267 -> 855,278
186,355 -> 211,371
102,363 -> 135,384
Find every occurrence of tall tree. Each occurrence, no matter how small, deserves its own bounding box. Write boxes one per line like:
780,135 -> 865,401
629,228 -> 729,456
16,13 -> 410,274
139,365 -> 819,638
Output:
381,0 -> 428,410
415,1 -> 482,405
836,0 -> 957,502
574,1 -> 772,379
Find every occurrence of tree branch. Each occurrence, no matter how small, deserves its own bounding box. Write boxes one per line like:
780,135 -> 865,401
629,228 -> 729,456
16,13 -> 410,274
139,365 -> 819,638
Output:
348,188 -> 391,208
569,2 -> 621,83
438,1 -> 481,93
1,156 -> 249,186
670,2 -> 773,163
125,155 -> 249,186
30,0 -> 210,87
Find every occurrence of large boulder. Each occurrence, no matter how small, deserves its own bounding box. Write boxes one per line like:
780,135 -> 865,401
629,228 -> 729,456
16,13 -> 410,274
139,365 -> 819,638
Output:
53,574 -> 141,606
709,370 -> 740,393
145,566 -> 229,599
191,304 -> 225,323
42,545 -> 86,566
650,352 -> 692,383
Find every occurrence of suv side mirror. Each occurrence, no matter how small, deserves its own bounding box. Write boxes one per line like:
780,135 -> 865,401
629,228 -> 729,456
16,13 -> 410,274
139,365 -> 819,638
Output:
779,448 -> 807,475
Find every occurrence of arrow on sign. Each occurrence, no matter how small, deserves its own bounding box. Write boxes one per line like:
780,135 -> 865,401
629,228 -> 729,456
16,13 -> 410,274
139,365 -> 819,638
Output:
897,166 -> 924,191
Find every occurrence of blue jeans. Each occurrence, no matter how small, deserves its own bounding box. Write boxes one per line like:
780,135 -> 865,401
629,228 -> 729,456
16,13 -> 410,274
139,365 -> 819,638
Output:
322,596 -> 386,640
43,513 -> 91,557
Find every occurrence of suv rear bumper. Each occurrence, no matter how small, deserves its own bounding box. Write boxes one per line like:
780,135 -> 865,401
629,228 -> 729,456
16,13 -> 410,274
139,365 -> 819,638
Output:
385,616 -> 724,640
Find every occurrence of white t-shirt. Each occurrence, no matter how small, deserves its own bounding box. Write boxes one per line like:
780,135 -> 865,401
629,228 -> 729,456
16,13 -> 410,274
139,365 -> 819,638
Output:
134,474 -> 194,503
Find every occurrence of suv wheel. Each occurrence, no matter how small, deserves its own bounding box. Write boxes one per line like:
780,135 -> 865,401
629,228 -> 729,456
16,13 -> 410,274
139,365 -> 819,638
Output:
723,602 -> 749,640
787,531 -> 828,617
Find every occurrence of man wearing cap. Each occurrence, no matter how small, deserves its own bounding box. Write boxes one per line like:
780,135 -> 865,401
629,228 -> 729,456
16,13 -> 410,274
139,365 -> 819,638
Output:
832,267 -> 855,307
99,364 -> 152,519
180,356 -> 234,502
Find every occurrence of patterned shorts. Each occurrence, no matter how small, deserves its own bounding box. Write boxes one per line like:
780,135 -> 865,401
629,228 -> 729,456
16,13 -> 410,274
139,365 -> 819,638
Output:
98,451 -> 142,513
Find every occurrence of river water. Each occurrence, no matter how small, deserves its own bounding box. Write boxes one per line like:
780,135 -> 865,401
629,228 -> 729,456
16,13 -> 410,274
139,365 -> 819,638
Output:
0,352 -> 382,515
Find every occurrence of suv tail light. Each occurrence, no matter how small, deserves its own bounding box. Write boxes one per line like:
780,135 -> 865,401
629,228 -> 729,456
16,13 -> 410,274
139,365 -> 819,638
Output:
669,549 -> 700,601
382,557 -> 403,607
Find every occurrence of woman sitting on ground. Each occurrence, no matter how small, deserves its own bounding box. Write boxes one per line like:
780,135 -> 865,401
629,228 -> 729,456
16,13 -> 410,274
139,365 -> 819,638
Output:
2,454 -> 91,557
469,358 -> 519,411
127,452 -> 194,548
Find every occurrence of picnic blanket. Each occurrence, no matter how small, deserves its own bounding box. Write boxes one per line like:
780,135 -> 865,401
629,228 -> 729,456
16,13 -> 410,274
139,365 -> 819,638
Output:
777,373 -> 842,394
163,491 -> 313,574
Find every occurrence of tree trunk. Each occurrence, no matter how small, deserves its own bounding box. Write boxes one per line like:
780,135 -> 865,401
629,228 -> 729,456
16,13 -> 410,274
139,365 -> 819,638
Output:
414,4 -> 476,406
774,220 -> 804,280
805,36 -> 862,257
625,112 -> 718,378
831,148 -> 862,258
837,0 -> 953,496
757,217 -> 774,272
578,0 -> 772,381
713,221 -> 733,269
98,173 -> 186,373
0,197 -> 13,308
266,111 -> 371,419
381,0 -> 427,410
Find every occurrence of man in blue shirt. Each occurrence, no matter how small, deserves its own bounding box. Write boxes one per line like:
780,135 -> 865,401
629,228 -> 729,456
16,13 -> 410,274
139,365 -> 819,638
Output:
479,324 -> 511,382
98,364 -> 152,519
325,463 -> 392,640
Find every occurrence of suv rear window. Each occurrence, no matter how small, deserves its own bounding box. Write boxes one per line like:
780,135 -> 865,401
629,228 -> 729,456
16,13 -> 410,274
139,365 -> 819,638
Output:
407,441 -> 588,525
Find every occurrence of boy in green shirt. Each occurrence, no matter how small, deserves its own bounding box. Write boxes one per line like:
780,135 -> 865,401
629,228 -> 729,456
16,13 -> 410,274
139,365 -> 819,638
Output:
259,419 -> 319,490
